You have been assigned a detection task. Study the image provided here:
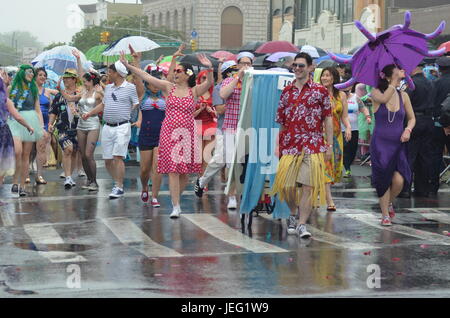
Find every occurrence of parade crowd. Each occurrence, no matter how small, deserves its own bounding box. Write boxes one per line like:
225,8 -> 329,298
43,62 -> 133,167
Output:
1,43 -> 450,239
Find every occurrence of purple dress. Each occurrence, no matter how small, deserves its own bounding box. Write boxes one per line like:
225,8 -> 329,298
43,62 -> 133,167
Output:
370,91 -> 411,197
0,78 -> 15,177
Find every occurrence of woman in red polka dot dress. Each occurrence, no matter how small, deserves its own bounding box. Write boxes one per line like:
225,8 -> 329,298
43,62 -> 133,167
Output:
120,52 -> 214,218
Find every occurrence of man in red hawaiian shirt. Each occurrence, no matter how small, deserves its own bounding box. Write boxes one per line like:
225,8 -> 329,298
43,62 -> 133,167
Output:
272,52 -> 334,239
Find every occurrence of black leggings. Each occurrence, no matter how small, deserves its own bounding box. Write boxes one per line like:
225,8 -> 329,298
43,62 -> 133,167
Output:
343,131 -> 359,171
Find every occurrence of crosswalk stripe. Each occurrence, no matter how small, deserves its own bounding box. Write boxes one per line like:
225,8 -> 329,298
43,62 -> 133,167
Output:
408,208 -> 450,225
0,210 -> 14,227
182,214 -> 288,254
340,212 -> 450,245
258,213 -> 378,250
23,223 -> 87,263
101,217 -> 183,258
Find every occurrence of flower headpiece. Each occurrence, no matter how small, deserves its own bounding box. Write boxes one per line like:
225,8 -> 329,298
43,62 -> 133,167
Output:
186,69 -> 194,77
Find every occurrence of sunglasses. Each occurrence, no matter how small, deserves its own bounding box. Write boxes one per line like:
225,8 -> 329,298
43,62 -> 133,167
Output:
174,69 -> 185,74
25,69 -> 35,75
201,76 -> 207,80
292,63 -> 306,69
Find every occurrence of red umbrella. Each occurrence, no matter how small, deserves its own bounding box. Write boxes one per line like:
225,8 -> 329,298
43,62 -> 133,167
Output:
255,41 -> 300,54
211,50 -> 237,61
438,41 -> 450,53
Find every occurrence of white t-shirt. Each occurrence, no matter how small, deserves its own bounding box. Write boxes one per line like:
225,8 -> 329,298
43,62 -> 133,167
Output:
342,94 -> 362,132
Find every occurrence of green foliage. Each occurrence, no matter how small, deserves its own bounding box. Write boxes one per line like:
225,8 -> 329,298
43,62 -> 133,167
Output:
70,15 -> 185,53
43,42 -> 67,51
0,43 -> 19,66
0,31 -> 44,51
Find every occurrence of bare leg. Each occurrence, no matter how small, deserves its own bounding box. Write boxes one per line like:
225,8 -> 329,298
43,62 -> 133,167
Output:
85,130 -> 99,183
379,188 -> 391,218
325,183 -> 335,207
169,173 -> 181,207
113,156 -> 125,189
298,186 -> 313,225
20,142 -> 34,188
390,172 -> 404,204
77,130 -> 90,182
36,132 -> 50,180
151,148 -> 162,199
62,145 -> 74,178
12,137 -> 23,185
140,150 -> 152,193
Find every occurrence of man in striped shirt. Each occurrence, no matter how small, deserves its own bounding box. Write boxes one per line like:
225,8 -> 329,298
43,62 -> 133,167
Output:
83,61 -> 139,199
194,53 -> 253,209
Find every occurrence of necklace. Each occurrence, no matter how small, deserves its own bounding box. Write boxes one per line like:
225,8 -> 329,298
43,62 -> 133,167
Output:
387,109 -> 396,123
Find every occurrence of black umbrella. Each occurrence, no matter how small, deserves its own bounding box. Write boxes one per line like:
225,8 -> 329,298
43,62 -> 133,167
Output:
240,41 -> 265,53
317,59 -> 338,69
253,54 -> 271,68
179,54 -> 220,71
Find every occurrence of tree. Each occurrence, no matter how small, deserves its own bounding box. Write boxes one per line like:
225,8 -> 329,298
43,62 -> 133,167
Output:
71,15 -> 185,53
0,43 -> 19,66
43,42 -> 67,51
0,31 -> 44,51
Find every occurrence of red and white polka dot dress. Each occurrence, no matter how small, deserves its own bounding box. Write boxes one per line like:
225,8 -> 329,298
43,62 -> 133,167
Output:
158,86 -> 202,174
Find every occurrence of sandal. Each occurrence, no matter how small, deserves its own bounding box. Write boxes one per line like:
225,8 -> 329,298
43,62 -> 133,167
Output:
327,205 -> 337,212
35,176 -> 47,185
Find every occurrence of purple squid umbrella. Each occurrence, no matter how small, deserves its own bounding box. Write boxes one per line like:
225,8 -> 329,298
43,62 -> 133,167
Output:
329,11 -> 446,90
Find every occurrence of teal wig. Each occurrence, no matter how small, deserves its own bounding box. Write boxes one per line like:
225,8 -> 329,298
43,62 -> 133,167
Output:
10,64 -> 38,100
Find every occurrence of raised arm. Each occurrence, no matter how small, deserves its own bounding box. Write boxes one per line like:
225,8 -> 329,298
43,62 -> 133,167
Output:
220,66 -> 247,100
120,52 -> 172,95
128,45 -> 145,100
193,54 -> 214,98
72,50 -> 85,78
167,44 -> 186,83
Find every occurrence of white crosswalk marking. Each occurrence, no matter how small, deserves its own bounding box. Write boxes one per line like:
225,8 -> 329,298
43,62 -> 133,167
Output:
0,210 -> 14,227
258,213 -> 378,250
183,214 -> 288,253
408,208 -> 450,225
23,223 -> 87,263
101,217 -> 183,258
343,213 -> 450,245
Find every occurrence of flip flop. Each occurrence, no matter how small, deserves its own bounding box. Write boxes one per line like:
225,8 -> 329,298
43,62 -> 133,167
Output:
327,205 -> 337,212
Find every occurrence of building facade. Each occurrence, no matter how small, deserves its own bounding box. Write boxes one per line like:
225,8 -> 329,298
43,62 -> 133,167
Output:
271,0 -> 386,53
141,0 -> 269,50
79,0 -> 144,28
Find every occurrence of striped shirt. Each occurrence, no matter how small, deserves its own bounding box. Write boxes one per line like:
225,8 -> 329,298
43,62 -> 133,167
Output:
102,80 -> 139,124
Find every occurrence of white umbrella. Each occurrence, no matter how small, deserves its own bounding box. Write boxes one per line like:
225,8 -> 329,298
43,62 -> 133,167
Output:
32,45 -> 90,75
300,45 -> 320,59
102,36 -> 160,56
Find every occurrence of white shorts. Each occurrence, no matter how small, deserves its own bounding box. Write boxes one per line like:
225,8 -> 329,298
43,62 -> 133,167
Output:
102,123 -> 131,160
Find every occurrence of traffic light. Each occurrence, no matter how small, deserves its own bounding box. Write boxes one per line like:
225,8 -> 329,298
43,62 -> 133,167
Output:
100,32 -> 110,44
190,39 -> 197,52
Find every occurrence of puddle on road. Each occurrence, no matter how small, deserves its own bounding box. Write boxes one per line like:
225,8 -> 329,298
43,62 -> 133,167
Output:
14,242 -> 93,253
0,281 -> 37,296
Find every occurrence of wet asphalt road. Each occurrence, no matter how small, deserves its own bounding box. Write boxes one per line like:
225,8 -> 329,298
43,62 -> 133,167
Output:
0,160 -> 449,298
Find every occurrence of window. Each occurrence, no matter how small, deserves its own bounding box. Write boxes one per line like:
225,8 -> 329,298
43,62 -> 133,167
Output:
299,0 -> 309,29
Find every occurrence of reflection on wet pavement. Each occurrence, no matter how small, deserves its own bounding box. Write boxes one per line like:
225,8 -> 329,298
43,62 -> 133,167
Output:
0,165 -> 449,297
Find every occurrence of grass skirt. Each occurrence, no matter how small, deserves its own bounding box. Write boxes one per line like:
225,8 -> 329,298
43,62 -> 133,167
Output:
0,124 -> 15,177
7,110 -> 44,142
271,153 -> 326,208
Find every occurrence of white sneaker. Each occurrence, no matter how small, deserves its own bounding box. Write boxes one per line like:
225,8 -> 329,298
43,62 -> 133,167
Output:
170,206 -> 181,219
64,177 -> 72,189
78,170 -> 86,178
60,172 -> 66,179
69,177 -> 76,187
296,224 -> 312,239
227,196 -> 237,210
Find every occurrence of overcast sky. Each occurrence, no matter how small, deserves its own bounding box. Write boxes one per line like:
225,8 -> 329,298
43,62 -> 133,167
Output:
2,0 -> 141,46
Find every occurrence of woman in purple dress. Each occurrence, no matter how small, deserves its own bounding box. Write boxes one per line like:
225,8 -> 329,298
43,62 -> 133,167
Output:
0,73 -> 34,204
370,65 -> 416,226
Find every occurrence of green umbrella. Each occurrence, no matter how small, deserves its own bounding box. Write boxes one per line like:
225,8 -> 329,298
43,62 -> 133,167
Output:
85,45 -> 109,63
85,44 -> 132,64
160,55 -> 174,64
